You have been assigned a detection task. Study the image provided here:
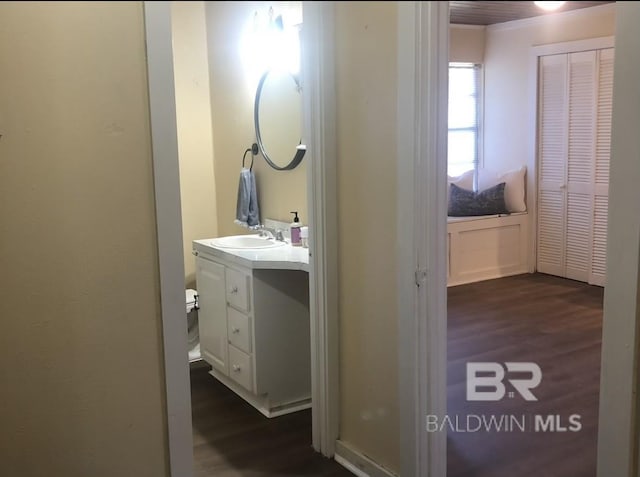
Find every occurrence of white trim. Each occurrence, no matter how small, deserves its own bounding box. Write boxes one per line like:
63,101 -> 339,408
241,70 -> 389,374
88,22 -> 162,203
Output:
301,2 -> 340,456
208,368 -> 311,418
334,455 -> 370,477
335,441 -> 397,477
398,2 -> 449,476
143,3 -> 193,477
486,3 -> 615,33
527,40 -> 539,272
528,36 -> 614,273
449,23 -> 486,31
531,36 -> 614,58
477,63 -> 485,175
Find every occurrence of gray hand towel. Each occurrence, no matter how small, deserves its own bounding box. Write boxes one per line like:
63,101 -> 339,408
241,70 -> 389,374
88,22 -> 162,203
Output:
235,168 -> 260,228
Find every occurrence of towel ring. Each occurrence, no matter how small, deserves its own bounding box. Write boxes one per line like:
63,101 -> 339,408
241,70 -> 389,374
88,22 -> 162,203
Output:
242,143 -> 259,171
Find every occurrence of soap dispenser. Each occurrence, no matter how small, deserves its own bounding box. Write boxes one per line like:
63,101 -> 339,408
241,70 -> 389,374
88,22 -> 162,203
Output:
290,211 -> 302,246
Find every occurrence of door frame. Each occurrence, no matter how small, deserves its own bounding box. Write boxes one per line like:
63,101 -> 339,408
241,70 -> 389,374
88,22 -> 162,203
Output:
147,1 -> 640,476
144,4 -> 194,476
300,1 -> 340,456
397,2 -> 449,476
143,2 -> 339,476
402,2 -> 640,477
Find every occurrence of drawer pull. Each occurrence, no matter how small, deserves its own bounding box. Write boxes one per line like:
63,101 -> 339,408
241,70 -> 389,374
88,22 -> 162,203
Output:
230,286 -> 239,294
232,364 -> 242,373
231,327 -> 240,334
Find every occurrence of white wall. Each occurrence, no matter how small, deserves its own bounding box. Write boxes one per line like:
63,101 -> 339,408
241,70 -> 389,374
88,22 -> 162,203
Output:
483,5 -> 615,174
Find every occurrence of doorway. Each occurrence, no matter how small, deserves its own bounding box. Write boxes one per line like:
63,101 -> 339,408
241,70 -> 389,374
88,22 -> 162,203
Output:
144,2 -> 339,476
444,6 -> 613,475
399,1 -> 640,477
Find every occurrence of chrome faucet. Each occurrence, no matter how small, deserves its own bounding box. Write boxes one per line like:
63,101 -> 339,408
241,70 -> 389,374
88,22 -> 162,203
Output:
258,225 -> 285,242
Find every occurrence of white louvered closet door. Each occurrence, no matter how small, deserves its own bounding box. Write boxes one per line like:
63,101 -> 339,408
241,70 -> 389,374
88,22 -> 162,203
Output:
537,48 -> 613,285
537,54 -> 568,278
590,48 -> 614,286
565,50 -> 596,282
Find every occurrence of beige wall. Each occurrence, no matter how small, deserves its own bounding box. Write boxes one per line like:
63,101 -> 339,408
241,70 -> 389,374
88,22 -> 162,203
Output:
450,24 -> 486,63
598,4 -> 640,474
336,2 -> 399,473
0,2 -> 168,477
205,1 -> 307,237
483,5 -> 616,173
172,1 -> 218,287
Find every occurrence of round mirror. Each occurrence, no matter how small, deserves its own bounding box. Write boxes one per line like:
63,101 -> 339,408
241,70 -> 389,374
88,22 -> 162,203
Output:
254,70 -> 306,171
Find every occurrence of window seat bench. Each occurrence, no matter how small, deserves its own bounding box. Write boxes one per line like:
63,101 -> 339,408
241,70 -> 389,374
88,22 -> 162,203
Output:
447,212 -> 529,286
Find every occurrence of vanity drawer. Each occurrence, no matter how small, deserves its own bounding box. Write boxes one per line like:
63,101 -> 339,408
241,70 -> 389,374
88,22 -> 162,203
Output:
227,306 -> 252,353
228,345 -> 253,392
225,267 -> 251,312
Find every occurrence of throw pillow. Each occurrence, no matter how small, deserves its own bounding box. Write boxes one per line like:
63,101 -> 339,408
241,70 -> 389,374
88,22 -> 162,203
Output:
448,182 -> 509,217
447,169 -> 474,207
478,165 -> 527,213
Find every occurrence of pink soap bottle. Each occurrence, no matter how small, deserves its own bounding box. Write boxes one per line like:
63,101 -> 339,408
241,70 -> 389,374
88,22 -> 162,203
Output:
290,211 -> 302,246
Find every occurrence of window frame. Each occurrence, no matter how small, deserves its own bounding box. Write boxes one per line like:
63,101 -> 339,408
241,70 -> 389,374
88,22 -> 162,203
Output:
448,62 -> 483,187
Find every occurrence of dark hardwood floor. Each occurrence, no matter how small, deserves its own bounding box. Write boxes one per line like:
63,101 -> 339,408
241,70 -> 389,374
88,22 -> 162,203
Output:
191,273 -> 601,477
190,364 -> 352,477
447,273 -> 603,477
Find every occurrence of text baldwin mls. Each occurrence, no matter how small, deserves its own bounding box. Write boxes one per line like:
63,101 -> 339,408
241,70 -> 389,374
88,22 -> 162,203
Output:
426,414 -> 582,433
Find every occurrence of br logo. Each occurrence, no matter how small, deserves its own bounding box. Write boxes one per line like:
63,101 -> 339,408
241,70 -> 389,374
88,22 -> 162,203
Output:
466,362 -> 542,401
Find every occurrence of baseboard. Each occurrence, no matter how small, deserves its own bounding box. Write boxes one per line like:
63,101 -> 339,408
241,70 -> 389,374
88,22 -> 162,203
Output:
189,359 -> 209,371
334,440 -> 397,477
208,369 -> 310,418
447,266 -> 529,287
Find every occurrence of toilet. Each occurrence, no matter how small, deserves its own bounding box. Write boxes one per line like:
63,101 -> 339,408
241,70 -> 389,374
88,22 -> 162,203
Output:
186,289 -> 200,362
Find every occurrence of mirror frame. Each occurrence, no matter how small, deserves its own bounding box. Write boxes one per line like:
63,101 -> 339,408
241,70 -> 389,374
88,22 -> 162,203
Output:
254,70 -> 306,171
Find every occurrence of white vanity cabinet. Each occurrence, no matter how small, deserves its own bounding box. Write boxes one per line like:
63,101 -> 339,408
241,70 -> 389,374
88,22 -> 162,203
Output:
195,258 -> 228,373
195,250 -> 311,417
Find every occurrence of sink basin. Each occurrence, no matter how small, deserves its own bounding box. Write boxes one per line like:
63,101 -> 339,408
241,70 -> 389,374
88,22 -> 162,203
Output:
210,235 -> 286,249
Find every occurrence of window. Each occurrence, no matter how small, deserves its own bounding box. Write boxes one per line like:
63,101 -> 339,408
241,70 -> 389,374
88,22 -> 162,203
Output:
448,63 -> 482,178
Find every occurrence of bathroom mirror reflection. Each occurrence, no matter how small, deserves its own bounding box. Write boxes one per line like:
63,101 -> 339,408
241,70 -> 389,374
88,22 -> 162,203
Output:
254,70 -> 306,170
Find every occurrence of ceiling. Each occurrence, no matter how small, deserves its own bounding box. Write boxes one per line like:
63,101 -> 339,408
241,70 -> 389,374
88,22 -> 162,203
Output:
450,1 -> 614,26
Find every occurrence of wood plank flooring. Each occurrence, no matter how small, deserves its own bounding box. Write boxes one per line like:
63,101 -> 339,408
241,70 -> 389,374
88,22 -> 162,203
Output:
191,273 -> 601,476
191,364 -> 352,477
447,273 -> 603,477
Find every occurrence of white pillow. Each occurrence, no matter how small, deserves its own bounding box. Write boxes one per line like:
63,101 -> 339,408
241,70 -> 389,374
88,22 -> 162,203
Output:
447,170 -> 473,195
478,165 -> 526,213
447,170 -> 474,209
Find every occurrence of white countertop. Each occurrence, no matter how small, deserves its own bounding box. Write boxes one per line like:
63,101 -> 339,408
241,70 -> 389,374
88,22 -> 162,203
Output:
193,238 -> 310,272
